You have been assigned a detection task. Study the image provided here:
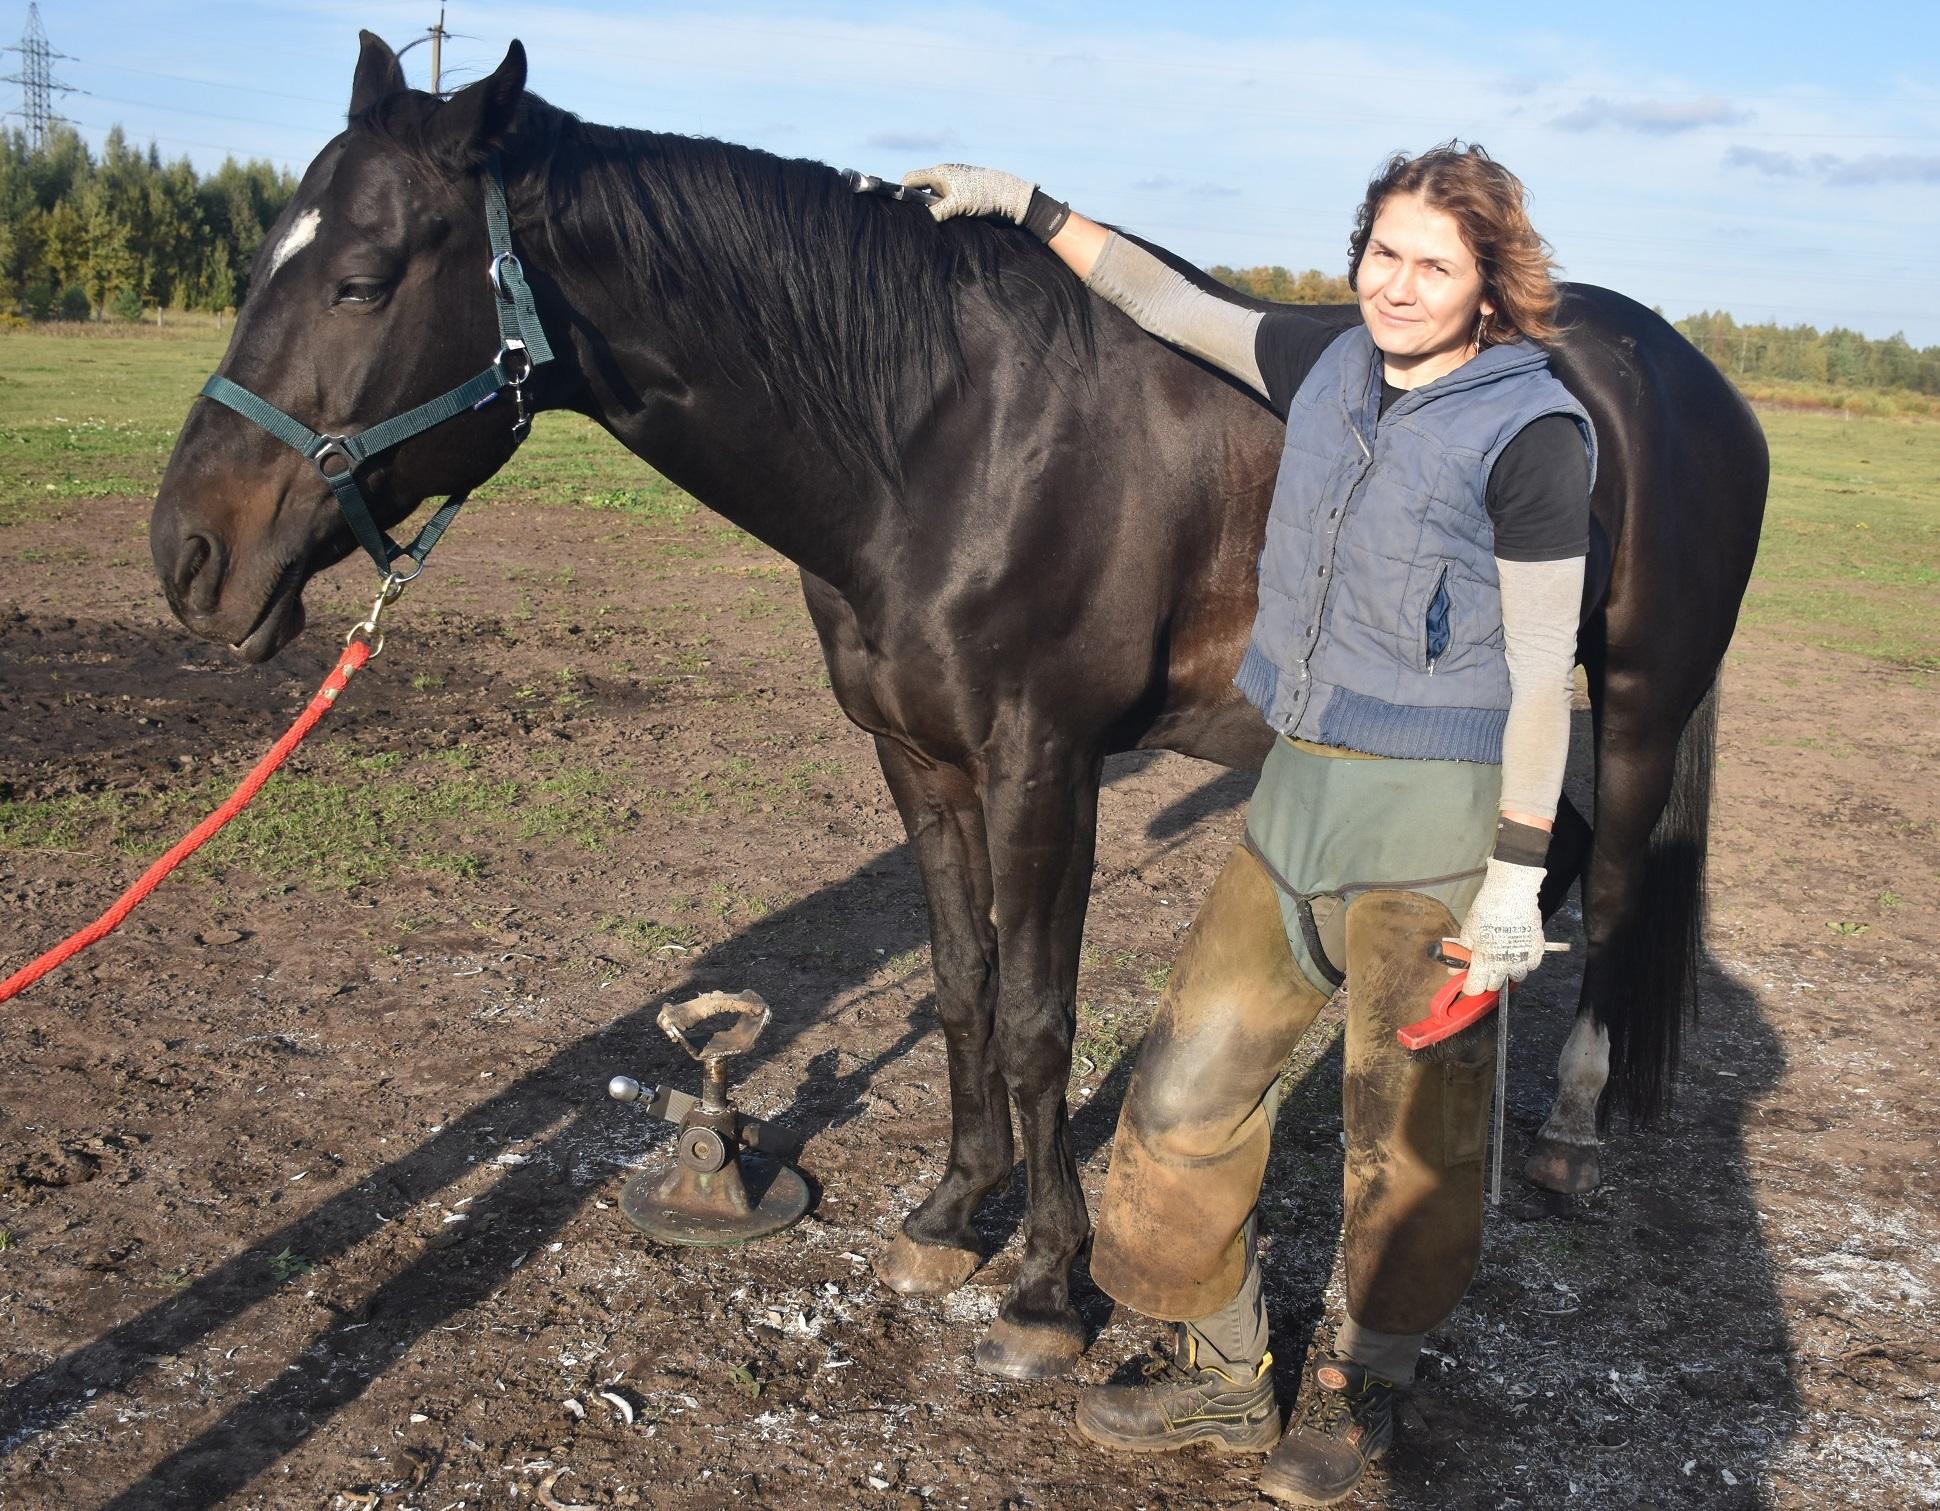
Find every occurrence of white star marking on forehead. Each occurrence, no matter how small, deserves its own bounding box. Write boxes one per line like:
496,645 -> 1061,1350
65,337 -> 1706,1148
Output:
266,209 -> 323,281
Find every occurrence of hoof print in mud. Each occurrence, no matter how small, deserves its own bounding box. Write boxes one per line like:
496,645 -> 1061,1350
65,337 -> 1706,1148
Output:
7,1143 -> 102,1194
873,1233 -> 982,1296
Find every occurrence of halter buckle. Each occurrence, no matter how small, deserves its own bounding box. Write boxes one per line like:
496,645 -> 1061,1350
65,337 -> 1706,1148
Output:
489,250 -> 524,301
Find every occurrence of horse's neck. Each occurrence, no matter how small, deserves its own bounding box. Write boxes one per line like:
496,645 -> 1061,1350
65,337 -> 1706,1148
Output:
537,166 -> 901,595
551,290 -> 888,595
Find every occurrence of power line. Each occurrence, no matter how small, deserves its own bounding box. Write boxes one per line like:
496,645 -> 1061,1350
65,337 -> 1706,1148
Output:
80,88 -> 324,133
66,55 -> 339,108
60,111 -> 296,168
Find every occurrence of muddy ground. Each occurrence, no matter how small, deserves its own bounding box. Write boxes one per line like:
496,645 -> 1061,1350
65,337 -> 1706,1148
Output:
1,490 -> 1935,1510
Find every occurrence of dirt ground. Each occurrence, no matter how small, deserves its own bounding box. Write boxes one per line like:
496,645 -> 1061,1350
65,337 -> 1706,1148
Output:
1,489 -> 1934,1511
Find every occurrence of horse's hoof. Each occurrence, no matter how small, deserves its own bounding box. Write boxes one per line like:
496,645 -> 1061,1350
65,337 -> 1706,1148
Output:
973,1314 -> 1085,1381
1524,1136 -> 1601,1194
874,1233 -> 981,1297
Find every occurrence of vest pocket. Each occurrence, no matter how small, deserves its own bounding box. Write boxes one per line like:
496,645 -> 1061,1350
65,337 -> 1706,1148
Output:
1424,564 -> 1452,672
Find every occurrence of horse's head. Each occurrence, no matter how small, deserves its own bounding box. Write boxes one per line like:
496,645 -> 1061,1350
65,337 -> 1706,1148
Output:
150,32 -> 536,661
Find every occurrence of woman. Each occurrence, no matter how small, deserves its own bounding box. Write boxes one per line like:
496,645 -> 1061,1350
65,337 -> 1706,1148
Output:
903,144 -> 1593,1506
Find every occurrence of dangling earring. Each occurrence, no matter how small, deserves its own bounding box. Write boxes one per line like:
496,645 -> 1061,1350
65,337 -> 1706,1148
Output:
1473,310 -> 1488,350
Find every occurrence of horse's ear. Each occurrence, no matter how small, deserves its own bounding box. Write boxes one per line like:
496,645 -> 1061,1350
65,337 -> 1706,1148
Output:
436,40 -> 527,164
349,30 -> 407,118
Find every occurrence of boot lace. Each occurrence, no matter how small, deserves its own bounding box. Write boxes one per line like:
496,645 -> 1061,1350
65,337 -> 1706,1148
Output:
1295,1376 -> 1353,1436
1140,1352 -> 1199,1387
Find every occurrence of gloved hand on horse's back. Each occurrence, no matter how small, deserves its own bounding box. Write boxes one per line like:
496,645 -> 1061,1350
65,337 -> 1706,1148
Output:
902,163 -> 1037,224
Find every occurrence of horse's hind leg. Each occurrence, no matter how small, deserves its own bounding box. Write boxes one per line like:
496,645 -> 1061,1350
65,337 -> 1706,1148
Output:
1527,1007 -> 1610,1193
1530,676 -> 1717,1190
870,740 -> 1013,1297
1527,794 -> 1610,1194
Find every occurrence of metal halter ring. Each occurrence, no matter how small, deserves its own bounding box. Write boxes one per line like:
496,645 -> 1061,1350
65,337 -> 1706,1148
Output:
496,339 -> 533,388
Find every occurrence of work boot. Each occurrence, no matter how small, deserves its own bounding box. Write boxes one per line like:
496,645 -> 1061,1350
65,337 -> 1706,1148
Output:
1075,1328 -> 1281,1453
1257,1356 -> 1396,1505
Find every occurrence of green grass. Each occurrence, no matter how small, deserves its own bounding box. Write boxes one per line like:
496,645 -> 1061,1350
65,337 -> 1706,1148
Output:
0,325 -> 227,525
2,327 -> 1933,670
601,915 -> 699,954
1743,411 -> 1940,670
0,746 -> 636,888
0,325 -> 683,526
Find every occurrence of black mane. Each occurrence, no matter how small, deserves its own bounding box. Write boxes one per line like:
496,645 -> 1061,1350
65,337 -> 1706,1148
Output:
361,90 -> 1095,486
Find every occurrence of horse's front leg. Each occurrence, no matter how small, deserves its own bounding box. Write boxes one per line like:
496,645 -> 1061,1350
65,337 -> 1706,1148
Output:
970,734 -> 1102,1380
869,739 -> 1012,1297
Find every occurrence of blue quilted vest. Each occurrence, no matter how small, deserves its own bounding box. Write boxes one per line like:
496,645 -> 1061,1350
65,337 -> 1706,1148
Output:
1234,326 -> 1596,762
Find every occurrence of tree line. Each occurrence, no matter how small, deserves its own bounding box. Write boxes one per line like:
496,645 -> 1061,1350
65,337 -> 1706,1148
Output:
0,125 -> 295,321
1210,265 -> 1940,398
3,125 -> 1936,399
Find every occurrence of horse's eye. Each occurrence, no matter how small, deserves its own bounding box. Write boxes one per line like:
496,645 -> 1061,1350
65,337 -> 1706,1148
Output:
332,278 -> 389,306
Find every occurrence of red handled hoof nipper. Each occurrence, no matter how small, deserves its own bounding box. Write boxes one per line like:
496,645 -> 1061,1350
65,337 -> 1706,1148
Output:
1397,939 -> 1499,1050
1397,939 -> 1570,1050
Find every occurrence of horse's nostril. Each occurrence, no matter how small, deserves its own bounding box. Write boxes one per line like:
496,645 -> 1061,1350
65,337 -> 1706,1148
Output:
176,532 -> 226,614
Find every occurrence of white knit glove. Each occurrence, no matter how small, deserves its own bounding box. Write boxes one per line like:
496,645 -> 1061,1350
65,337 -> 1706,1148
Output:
1457,858 -> 1547,995
901,163 -> 1036,224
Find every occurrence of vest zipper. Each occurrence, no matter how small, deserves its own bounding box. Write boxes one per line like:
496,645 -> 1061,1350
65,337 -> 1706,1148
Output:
1426,563 -> 1451,675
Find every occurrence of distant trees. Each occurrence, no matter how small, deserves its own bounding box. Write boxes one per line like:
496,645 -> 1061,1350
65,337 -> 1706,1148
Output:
1209,265 -> 1355,305
1208,265 -> 1940,398
1673,309 -> 1939,398
0,124 -> 296,320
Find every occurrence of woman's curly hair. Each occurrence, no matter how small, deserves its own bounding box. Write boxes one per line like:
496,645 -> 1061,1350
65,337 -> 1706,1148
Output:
1347,142 -> 1562,348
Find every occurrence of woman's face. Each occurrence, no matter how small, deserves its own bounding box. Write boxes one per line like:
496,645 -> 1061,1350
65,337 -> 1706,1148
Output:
1356,190 -> 1494,387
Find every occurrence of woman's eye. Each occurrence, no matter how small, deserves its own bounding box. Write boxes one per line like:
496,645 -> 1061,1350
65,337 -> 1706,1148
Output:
333,279 -> 388,305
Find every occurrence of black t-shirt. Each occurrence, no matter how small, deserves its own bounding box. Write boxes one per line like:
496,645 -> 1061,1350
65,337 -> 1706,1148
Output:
1254,310 -> 1590,562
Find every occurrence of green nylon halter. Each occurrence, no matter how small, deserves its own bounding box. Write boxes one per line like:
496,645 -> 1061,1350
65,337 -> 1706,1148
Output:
198,156 -> 553,582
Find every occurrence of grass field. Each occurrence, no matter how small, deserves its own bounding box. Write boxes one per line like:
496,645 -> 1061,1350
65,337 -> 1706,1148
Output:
2,324 -> 1935,671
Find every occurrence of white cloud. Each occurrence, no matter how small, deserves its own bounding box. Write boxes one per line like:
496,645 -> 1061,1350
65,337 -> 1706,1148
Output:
864,130 -> 956,153
1134,176 -> 1241,198
1723,145 -> 1806,177
1725,146 -> 1940,186
1551,95 -> 1752,134
1819,152 -> 1940,186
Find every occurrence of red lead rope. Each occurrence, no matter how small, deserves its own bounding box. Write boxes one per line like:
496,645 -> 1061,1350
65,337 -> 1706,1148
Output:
0,639 -> 373,1005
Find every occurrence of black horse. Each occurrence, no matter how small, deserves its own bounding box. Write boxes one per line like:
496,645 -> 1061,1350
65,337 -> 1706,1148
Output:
147,36 -> 1766,1379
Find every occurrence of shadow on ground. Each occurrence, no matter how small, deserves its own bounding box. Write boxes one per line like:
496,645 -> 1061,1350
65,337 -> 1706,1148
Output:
0,667 -> 1798,1507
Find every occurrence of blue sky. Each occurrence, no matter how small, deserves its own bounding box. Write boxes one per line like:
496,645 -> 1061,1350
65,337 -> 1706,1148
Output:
19,1 -> 1940,344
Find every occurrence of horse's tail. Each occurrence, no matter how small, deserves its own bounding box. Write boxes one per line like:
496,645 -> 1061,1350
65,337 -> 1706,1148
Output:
1603,678 -> 1718,1125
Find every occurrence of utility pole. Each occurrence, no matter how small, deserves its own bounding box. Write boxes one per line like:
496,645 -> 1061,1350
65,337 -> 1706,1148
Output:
399,7 -> 451,94
2,2 -> 79,149
429,6 -> 447,94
